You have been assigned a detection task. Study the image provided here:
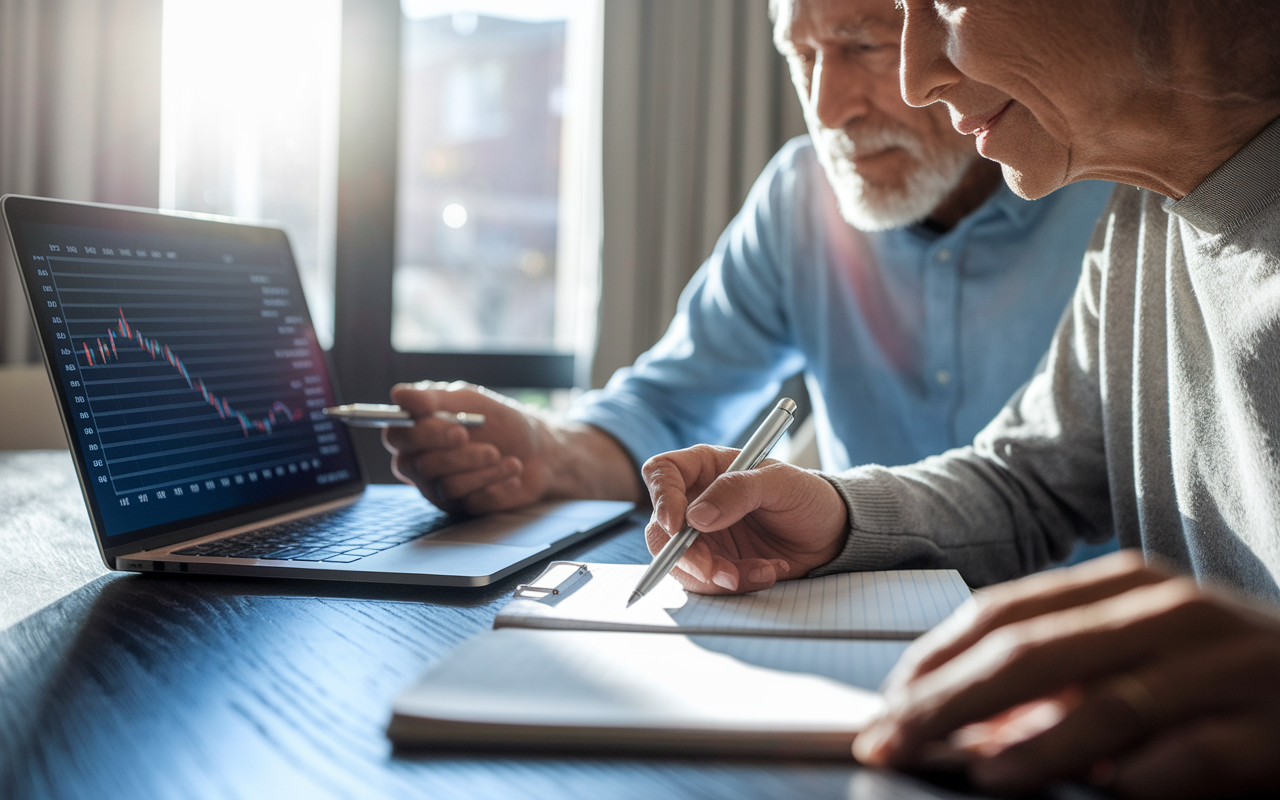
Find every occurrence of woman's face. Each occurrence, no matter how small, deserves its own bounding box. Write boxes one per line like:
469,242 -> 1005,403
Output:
898,0 -> 1140,199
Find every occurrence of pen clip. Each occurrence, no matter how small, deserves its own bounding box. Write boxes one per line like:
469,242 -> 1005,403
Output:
513,562 -> 590,600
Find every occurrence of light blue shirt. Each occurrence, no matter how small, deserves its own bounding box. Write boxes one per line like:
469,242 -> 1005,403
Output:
569,136 -> 1114,474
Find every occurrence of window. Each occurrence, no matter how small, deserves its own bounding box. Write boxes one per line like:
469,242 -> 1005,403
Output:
157,0 -> 602,480
392,0 -> 602,360
159,0 -> 343,348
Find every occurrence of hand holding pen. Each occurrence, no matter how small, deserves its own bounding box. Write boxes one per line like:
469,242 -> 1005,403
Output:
348,381 -> 647,517
637,400 -> 851,599
376,382 -> 554,515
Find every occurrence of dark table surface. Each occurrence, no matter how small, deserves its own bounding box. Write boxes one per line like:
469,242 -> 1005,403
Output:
0,451 -> 1097,800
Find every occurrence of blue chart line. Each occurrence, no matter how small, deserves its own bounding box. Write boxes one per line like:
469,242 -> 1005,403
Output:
85,308 -> 306,436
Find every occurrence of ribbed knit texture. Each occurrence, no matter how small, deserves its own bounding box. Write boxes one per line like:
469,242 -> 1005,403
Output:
814,117 -> 1280,600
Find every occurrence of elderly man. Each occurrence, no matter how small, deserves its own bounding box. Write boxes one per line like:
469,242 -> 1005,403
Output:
643,0 -> 1280,795
382,0 -> 1110,525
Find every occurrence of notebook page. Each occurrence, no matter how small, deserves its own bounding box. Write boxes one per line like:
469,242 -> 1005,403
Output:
688,636 -> 911,691
495,562 -> 970,639
391,629 -> 884,736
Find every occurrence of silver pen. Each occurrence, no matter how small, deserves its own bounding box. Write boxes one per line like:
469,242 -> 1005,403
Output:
322,403 -> 485,428
627,397 -> 798,607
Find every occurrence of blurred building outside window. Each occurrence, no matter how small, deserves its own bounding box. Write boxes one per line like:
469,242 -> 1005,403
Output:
157,0 -> 601,377
392,0 -> 603,368
158,0 -> 343,348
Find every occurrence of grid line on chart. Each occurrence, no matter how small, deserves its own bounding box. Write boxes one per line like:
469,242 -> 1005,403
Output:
107,438 -> 317,479
101,425 -> 314,456
48,256 -> 288,274
121,455 -> 321,496
62,302 -> 287,311
57,286 -> 277,298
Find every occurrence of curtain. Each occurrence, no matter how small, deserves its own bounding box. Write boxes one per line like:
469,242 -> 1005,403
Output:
592,0 -> 806,388
0,0 -> 162,364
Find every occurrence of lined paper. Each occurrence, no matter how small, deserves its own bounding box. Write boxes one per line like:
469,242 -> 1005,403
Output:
496,562 -> 970,639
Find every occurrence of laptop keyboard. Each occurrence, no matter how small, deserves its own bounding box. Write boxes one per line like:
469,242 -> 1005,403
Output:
173,495 -> 456,564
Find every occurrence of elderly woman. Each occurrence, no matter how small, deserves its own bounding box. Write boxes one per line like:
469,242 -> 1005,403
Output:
642,0 -> 1280,796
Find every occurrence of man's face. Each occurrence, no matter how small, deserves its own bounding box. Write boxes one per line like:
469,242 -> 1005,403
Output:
775,0 -> 979,231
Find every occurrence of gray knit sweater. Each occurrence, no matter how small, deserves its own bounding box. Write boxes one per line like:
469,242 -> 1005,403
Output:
814,116 -> 1280,602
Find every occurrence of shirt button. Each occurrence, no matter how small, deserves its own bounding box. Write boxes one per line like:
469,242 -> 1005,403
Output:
936,369 -> 951,386
936,248 -> 952,262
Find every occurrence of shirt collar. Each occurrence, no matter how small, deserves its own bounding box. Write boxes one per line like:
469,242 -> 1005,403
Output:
906,180 -> 1038,241
988,181 -> 1041,228
1168,115 -> 1280,236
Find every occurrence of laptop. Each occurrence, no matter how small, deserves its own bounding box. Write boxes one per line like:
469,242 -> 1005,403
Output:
2,195 -> 633,587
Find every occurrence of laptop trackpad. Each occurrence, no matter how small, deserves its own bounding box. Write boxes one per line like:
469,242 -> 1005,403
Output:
367,513 -> 562,578
427,510 -> 589,548
360,500 -> 625,579
370,538 -> 549,578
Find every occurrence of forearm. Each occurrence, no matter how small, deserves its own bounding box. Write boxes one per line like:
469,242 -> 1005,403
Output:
808,377 -> 1116,587
541,421 -> 645,503
810,450 -> 1089,586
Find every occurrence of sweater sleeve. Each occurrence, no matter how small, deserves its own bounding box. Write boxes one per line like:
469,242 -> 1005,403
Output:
810,210 -> 1116,588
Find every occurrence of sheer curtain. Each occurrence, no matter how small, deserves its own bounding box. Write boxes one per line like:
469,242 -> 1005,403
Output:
0,0 -> 161,364
592,0 -> 805,387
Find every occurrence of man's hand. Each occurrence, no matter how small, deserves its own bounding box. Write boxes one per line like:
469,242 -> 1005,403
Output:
852,551 -> 1280,799
642,444 -> 848,595
382,381 -> 643,515
383,382 -> 546,515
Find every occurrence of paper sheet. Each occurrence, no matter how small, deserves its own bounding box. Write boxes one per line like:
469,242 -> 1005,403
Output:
496,562 -> 970,639
391,629 -> 886,749
689,636 -> 911,691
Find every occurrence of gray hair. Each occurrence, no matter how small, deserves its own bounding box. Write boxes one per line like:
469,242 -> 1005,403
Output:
1124,1 -> 1280,102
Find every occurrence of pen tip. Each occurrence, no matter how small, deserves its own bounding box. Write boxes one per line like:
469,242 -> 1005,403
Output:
626,591 -> 642,608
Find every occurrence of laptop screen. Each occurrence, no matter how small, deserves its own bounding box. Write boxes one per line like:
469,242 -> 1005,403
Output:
4,197 -> 363,546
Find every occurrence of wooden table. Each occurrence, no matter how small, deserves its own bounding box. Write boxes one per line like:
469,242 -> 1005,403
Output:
0,451 -> 1087,800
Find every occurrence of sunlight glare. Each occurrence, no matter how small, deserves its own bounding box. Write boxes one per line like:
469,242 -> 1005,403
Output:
159,0 -> 342,348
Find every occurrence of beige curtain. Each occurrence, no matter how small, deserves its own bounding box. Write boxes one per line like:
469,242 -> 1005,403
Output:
592,0 -> 806,388
0,0 -> 161,364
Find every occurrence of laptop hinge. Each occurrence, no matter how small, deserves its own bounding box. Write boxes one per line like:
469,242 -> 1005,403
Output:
104,484 -> 364,561
119,491 -> 365,562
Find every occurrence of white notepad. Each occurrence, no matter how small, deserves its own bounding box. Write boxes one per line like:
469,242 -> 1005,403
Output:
494,562 -> 971,639
388,628 -> 887,758
690,635 -> 912,690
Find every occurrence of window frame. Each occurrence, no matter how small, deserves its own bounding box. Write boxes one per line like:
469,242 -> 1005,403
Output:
332,0 -> 577,479
332,0 -> 577,404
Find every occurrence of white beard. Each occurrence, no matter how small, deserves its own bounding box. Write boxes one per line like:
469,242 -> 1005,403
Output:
811,124 -> 977,232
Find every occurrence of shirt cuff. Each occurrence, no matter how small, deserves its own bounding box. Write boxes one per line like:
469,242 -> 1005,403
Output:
566,391 -> 685,471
